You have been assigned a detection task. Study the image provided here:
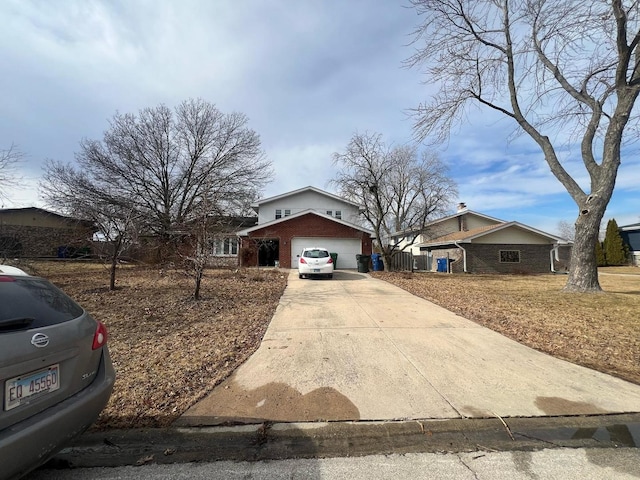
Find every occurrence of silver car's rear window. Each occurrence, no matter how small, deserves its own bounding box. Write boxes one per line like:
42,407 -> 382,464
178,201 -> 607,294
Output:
0,277 -> 84,331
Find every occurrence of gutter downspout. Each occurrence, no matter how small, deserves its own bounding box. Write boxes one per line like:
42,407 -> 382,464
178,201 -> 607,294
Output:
453,241 -> 467,273
550,244 -> 559,273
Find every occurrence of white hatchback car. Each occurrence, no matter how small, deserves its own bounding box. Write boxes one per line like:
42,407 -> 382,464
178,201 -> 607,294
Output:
297,247 -> 334,279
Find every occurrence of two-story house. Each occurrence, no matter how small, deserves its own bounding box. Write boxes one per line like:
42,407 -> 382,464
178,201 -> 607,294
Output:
236,186 -> 374,269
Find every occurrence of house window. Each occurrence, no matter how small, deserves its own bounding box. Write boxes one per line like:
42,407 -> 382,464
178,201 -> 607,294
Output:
326,210 -> 332,216
335,210 -> 342,219
212,238 -> 238,256
499,250 -> 520,263
275,209 -> 282,219
284,209 -> 291,217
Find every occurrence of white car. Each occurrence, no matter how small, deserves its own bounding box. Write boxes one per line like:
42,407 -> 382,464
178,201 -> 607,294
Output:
297,247 -> 334,279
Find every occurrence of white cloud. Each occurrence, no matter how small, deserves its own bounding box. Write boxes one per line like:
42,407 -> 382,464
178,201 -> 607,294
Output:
1,176 -> 42,209
0,0 -> 637,235
265,142 -> 341,197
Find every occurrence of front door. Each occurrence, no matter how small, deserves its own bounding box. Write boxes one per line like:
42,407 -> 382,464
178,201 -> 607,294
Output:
257,239 -> 279,266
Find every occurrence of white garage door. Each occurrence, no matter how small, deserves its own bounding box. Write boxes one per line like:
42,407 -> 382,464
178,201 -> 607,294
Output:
291,237 -> 362,269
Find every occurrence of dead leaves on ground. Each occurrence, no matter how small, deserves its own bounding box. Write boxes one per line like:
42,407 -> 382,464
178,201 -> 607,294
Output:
39,264 -> 288,430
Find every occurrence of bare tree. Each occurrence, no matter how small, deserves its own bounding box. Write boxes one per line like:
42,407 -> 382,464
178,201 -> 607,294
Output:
557,220 -> 575,242
92,205 -> 140,291
41,162 -> 141,290
0,144 -> 24,200
180,193 -> 233,300
407,0 -> 640,292
182,205 -> 211,301
43,98 -> 272,262
331,132 -> 457,270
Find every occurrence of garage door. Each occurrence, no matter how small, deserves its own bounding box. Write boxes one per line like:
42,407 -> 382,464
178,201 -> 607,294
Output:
291,237 -> 362,269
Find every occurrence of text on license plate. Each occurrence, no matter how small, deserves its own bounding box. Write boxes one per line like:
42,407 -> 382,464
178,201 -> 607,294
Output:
5,364 -> 60,411
313,269 -> 321,272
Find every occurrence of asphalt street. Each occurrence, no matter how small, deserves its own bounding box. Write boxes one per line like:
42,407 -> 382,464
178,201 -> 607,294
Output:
27,448 -> 640,480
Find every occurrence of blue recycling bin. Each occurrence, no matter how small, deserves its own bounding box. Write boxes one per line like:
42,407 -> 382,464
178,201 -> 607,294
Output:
437,258 -> 448,272
371,253 -> 382,271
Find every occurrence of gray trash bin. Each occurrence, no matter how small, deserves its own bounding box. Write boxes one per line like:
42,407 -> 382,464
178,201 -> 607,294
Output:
357,254 -> 371,273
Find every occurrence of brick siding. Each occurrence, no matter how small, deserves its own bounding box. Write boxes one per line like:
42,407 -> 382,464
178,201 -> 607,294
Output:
0,224 -> 93,258
241,213 -> 372,268
463,243 -> 554,274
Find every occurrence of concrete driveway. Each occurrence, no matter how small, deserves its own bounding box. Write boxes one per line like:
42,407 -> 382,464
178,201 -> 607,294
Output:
179,270 -> 640,426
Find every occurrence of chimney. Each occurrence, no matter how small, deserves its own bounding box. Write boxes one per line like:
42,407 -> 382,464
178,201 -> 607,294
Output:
457,202 -> 467,232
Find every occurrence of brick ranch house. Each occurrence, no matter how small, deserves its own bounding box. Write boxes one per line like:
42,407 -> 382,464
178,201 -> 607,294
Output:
0,207 -> 96,258
395,204 -> 572,274
236,186 -> 373,269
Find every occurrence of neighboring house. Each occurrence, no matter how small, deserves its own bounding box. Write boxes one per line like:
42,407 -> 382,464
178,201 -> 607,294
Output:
619,222 -> 640,266
236,186 -> 374,269
0,207 -> 96,258
396,203 -> 572,274
393,203 -> 506,256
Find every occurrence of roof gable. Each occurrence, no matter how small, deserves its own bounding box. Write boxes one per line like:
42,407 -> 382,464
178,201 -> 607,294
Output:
427,209 -> 506,227
252,186 -> 361,210
237,209 -> 373,236
420,221 -> 568,247
391,209 -> 505,238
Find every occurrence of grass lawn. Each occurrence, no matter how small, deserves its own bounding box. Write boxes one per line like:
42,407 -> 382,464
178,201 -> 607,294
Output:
12,261 -> 640,429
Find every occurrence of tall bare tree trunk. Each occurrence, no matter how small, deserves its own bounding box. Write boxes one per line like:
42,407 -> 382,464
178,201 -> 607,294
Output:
565,212 -> 603,292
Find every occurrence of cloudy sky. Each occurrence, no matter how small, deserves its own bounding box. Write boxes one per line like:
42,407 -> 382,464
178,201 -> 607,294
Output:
1,0 -> 639,235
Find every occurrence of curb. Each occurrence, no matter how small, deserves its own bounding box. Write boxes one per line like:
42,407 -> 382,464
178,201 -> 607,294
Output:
47,413 -> 640,469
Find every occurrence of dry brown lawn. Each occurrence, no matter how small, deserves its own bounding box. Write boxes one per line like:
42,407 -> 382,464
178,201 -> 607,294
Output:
22,261 -> 288,430
13,261 -> 640,430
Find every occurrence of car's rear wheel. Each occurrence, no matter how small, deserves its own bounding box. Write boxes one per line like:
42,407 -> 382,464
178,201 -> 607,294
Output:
299,274 -> 303,279
328,274 -> 333,279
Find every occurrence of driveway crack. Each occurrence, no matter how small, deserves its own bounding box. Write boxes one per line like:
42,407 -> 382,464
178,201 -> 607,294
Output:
456,453 -> 481,479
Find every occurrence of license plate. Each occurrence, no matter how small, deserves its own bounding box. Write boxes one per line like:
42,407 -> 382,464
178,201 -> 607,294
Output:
5,364 -> 60,411
313,269 -> 321,272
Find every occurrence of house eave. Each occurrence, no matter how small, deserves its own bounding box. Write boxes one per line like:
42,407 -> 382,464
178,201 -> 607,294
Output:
417,240 -> 470,250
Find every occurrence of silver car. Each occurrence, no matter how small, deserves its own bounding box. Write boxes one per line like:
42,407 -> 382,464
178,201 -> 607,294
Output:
297,247 -> 334,279
0,265 -> 115,479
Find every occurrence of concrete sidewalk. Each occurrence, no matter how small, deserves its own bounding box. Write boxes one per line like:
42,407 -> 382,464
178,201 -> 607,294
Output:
178,270 -> 640,426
